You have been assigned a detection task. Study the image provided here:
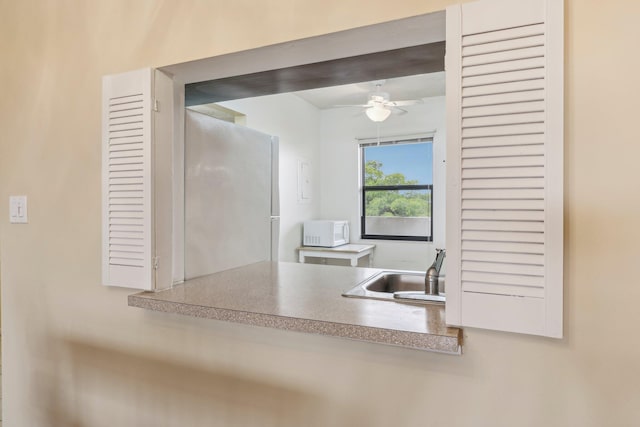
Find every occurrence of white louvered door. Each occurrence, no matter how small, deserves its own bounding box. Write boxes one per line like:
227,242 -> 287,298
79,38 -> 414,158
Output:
102,68 -> 176,291
446,0 -> 563,337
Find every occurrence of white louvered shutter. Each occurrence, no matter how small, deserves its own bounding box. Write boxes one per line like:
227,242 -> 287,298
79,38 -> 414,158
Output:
445,0 -> 563,337
102,68 -> 171,291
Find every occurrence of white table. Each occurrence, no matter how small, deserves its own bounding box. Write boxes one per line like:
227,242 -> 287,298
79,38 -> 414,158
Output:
297,244 -> 376,267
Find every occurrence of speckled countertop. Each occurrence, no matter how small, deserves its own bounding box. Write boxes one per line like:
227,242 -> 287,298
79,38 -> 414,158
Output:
129,261 -> 462,354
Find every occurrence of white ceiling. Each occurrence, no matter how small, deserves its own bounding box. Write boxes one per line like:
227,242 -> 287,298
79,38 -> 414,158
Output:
293,72 -> 445,110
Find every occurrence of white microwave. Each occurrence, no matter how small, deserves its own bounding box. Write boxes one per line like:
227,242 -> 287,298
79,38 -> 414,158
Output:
303,220 -> 350,247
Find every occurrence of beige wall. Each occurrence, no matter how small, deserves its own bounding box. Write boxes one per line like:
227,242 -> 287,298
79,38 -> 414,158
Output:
1,1 -> 639,425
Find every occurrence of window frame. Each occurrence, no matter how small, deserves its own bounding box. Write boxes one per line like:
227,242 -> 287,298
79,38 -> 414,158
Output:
359,138 -> 434,242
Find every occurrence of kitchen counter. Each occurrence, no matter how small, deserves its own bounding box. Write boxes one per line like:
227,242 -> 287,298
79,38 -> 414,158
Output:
129,261 -> 462,354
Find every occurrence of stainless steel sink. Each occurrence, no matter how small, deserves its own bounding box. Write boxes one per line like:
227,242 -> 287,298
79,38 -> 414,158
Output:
342,270 -> 445,304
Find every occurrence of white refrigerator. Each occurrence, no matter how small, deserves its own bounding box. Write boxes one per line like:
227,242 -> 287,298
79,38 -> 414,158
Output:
184,109 -> 279,279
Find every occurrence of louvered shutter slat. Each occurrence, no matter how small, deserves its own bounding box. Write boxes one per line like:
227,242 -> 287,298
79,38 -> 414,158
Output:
462,166 -> 544,179
464,71 -> 545,92
462,261 -> 544,276
462,102 -> 545,119
109,136 -> 145,146
463,56 -> 545,78
462,199 -> 545,210
462,220 -> 544,233
462,123 -> 546,139
462,240 -> 544,255
462,89 -> 545,108
462,177 -> 545,189
462,23 -> 545,46
462,133 -> 544,148
446,0 -> 563,337
463,282 -> 544,298
462,155 -> 544,169
462,188 -> 545,199
462,250 -> 544,265
110,217 -> 145,225
462,112 -> 545,129
462,230 -> 545,244
462,145 -> 545,159
463,35 -> 545,58
462,210 -> 545,221
462,271 -> 544,288
462,45 -> 545,67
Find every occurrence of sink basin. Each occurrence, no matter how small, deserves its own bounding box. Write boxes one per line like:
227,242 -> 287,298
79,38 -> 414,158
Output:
342,270 -> 445,304
365,272 -> 426,293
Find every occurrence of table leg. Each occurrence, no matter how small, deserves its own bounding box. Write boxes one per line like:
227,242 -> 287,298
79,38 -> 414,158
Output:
299,252 -> 305,263
350,256 -> 358,267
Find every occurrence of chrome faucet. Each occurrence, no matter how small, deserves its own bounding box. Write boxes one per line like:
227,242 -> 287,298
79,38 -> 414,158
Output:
389,248 -> 447,304
425,249 -> 446,295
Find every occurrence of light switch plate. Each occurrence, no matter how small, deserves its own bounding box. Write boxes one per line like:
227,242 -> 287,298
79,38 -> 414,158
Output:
9,195 -> 28,224
297,160 -> 312,204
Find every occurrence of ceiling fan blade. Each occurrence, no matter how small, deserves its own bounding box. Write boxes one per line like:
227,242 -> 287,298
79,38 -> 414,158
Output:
391,107 -> 408,115
331,104 -> 370,108
387,99 -> 424,107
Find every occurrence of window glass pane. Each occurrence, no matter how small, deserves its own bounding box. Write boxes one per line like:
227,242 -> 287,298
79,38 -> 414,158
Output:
363,142 -> 432,185
364,189 -> 432,237
361,140 -> 433,240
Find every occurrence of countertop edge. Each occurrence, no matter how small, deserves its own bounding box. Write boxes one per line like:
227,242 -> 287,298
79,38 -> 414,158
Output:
128,294 -> 461,354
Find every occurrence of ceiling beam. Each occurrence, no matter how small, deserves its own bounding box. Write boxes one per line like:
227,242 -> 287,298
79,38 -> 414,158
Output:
184,42 -> 445,106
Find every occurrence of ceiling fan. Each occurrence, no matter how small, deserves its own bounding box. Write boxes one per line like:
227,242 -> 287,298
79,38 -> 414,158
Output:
334,81 -> 424,122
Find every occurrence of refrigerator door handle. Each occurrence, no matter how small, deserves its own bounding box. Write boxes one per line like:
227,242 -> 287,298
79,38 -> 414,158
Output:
270,137 -> 280,217
270,216 -> 280,261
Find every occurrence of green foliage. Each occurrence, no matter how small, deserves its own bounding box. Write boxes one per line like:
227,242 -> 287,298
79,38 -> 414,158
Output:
364,160 -> 419,186
364,160 -> 431,218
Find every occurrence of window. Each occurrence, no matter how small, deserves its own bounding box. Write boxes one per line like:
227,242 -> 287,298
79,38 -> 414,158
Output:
360,137 -> 433,241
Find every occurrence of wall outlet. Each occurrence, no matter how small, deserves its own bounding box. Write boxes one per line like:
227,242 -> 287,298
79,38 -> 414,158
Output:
9,195 -> 28,224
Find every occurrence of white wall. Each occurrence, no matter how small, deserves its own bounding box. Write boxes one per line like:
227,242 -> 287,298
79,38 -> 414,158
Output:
219,95 -> 322,262
319,96 -> 446,271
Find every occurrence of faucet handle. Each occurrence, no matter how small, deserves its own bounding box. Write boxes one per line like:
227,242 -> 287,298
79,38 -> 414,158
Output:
433,248 -> 446,274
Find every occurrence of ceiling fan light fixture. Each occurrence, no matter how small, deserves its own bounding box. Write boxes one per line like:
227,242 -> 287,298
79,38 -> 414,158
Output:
365,104 -> 391,122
